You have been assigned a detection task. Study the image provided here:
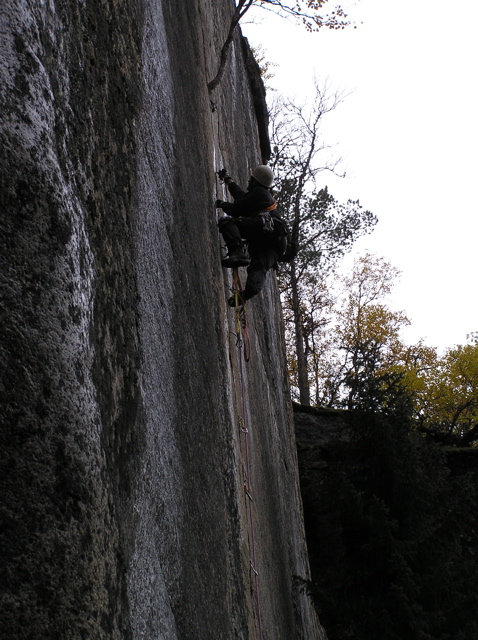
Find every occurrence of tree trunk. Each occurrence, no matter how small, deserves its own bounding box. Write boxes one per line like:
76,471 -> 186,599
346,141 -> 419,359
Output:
291,262 -> 310,405
207,0 -> 253,93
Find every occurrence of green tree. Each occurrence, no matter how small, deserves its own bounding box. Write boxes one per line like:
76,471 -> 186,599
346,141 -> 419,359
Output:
301,253 -> 412,409
416,343 -> 478,446
299,251 -> 450,417
308,253 -> 478,446
300,405 -> 478,640
292,261 -> 478,638
270,89 -> 377,405
334,253 -> 411,410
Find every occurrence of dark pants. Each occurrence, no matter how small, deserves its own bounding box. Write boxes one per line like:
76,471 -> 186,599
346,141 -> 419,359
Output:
218,216 -> 278,299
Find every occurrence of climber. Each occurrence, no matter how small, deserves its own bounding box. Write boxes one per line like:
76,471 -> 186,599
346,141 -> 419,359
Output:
215,165 -> 287,307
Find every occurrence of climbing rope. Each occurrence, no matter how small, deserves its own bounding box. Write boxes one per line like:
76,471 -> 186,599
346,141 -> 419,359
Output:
210,98 -> 264,640
239,336 -> 264,640
232,268 -> 251,363
231,271 -> 265,639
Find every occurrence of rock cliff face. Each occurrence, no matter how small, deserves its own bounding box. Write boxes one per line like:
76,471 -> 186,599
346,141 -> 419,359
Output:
0,1 -> 325,638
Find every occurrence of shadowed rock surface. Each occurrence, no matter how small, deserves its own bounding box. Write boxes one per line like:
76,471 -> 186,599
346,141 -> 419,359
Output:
0,1 -> 325,638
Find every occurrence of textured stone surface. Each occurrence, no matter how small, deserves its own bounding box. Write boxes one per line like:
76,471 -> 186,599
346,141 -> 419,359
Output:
0,1 -> 325,638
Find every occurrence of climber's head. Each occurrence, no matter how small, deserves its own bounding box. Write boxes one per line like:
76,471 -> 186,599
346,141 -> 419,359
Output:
249,165 -> 274,189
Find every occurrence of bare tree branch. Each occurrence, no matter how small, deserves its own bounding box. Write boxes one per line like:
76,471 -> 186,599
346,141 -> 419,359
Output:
208,0 -> 255,93
208,1 -> 351,92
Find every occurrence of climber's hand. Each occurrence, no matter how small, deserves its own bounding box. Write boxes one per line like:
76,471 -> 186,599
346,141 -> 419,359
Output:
215,199 -> 224,209
217,168 -> 229,181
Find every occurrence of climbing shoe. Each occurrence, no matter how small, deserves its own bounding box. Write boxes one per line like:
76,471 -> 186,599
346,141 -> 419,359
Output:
221,249 -> 250,268
228,292 -> 246,307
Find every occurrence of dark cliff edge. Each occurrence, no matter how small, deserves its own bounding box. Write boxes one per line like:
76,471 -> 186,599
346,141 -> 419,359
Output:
293,402 -> 478,640
0,1 -> 324,638
241,37 -> 271,164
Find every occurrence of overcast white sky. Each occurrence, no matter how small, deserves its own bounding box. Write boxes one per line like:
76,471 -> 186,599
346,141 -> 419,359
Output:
242,0 -> 478,353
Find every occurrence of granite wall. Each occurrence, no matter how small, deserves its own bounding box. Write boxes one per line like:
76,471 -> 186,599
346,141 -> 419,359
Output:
0,1 -> 325,638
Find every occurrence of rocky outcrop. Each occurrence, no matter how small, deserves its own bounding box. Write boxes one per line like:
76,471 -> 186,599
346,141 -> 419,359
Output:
0,1 -> 325,638
293,402 -> 352,446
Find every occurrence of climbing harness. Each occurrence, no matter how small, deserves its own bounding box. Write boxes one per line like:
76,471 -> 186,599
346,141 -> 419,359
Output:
259,201 -> 277,233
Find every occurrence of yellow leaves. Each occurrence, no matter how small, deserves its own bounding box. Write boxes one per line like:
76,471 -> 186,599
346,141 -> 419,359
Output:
252,1 -> 352,32
283,246 -> 478,437
408,343 -> 478,443
336,254 -> 409,368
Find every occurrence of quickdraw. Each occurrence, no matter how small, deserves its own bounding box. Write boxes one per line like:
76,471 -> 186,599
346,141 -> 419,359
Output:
231,268 -> 251,363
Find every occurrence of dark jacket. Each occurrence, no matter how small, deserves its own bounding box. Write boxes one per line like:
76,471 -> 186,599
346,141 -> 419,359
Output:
221,181 -> 275,217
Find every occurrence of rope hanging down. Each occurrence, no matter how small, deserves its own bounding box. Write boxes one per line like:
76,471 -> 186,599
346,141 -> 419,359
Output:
232,268 -> 251,362
235,284 -> 264,640
210,101 -> 264,639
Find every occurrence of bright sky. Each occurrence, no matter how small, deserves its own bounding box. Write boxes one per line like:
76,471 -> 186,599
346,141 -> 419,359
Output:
242,0 -> 478,353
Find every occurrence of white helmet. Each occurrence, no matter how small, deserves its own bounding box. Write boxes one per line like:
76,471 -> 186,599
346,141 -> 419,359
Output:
251,164 -> 274,188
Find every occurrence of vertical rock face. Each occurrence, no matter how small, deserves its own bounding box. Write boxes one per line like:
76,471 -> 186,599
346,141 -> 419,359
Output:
0,1 -> 325,638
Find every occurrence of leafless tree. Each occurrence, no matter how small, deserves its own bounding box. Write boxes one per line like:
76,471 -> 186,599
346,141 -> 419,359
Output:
208,0 -> 350,93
